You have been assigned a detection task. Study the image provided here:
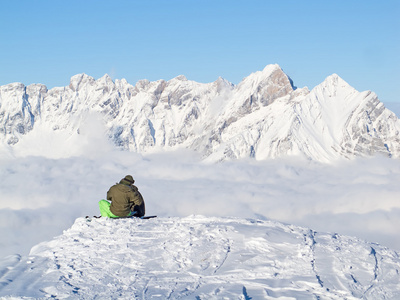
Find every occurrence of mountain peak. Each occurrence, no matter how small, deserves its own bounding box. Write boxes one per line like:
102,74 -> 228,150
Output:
172,75 -> 188,81
235,64 -> 295,108
262,63 -> 282,73
241,64 -> 283,82
99,73 -> 112,80
1,65 -> 399,161
69,73 -> 95,91
97,74 -> 114,86
312,73 -> 355,99
322,73 -> 350,88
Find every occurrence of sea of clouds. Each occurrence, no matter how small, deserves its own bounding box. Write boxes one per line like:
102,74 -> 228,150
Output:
1,115 -> 400,259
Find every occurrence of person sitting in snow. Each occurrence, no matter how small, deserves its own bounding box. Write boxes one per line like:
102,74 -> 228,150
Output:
98,175 -> 145,218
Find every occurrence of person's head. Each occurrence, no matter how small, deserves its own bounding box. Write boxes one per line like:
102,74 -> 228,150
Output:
120,175 -> 135,186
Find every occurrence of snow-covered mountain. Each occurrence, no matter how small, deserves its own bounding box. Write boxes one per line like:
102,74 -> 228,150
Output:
0,216 -> 399,299
1,64 -> 399,162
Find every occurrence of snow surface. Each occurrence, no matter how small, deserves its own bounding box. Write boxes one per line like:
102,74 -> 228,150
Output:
0,215 -> 399,299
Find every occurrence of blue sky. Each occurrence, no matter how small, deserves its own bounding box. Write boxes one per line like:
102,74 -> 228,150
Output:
1,0 -> 399,103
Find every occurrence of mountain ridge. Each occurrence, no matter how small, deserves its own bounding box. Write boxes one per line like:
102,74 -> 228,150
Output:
1,64 -> 399,162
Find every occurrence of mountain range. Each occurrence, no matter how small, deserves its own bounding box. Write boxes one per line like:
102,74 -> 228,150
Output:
1,64 -> 399,162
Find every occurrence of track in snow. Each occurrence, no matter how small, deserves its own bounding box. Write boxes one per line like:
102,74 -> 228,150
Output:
0,216 -> 399,299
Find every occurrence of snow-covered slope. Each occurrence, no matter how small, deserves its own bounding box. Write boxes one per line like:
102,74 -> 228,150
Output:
0,216 -> 399,299
1,64 -> 399,162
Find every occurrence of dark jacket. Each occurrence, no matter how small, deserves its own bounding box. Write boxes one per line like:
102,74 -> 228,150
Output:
107,183 -> 145,217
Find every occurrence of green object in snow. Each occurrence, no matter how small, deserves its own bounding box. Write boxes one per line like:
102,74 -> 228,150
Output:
98,199 -> 119,218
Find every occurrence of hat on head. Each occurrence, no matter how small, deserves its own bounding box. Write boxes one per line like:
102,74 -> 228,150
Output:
120,175 -> 135,185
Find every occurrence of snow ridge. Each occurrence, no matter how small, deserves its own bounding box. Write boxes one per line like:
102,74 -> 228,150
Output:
1,64 -> 399,162
0,216 -> 399,299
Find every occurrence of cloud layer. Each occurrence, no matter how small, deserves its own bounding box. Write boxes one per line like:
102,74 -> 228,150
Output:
1,143 -> 400,259
1,116 -> 400,258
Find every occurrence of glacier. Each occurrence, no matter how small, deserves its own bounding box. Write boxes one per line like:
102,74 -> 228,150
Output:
0,216 -> 399,299
1,64 -> 399,162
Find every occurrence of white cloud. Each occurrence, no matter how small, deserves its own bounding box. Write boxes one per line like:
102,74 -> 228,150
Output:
1,144 -> 400,259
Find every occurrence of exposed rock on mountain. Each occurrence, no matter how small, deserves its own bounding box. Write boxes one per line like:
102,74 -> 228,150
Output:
1,64 -> 399,162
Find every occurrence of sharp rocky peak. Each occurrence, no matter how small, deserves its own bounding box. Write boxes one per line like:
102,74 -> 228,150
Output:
1,65 -> 399,162
234,64 -> 296,108
239,64 -> 286,85
97,74 -> 114,84
172,75 -> 188,82
318,73 -> 353,90
69,73 -> 95,91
